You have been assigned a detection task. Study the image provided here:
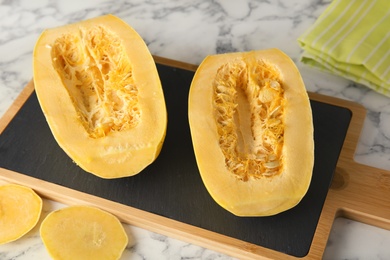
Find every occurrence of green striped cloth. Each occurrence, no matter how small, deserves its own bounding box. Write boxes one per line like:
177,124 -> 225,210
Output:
298,0 -> 390,97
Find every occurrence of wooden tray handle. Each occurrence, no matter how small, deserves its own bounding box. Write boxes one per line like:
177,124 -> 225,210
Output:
332,160 -> 390,229
306,161 -> 390,259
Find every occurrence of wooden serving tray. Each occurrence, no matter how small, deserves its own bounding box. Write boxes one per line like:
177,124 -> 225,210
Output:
0,57 -> 389,259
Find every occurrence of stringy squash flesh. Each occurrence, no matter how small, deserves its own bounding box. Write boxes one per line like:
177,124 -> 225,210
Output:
0,184 -> 42,244
50,25 -> 140,139
33,15 -> 167,178
40,205 -> 128,260
188,49 -> 314,216
213,59 -> 285,181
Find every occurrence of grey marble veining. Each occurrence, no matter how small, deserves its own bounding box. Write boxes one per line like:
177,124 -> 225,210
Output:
1,0 -> 390,259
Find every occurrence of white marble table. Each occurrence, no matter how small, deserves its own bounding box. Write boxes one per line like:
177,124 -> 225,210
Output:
1,0 -> 390,259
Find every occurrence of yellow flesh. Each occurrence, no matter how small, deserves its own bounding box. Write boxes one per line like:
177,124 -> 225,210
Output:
33,15 -> 167,178
189,49 -> 314,216
51,25 -> 139,138
213,58 -> 284,181
40,205 -> 128,260
0,184 -> 42,244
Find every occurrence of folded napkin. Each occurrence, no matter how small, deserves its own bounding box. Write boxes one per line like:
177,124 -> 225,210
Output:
298,0 -> 390,97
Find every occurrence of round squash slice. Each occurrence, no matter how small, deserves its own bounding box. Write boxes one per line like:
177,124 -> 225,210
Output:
33,15 -> 167,178
40,205 -> 128,260
188,49 -> 314,216
0,184 -> 42,244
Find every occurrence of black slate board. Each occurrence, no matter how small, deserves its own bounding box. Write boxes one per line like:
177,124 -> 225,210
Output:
0,63 -> 351,257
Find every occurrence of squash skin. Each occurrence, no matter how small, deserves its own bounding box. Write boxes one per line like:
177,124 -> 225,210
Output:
33,15 -> 167,178
188,49 -> 314,216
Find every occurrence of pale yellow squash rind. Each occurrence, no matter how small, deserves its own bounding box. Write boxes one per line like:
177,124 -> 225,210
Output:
40,205 -> 128,260
33,14 -> 167,178
0,184 -> 43,244
188,49 -> 314,216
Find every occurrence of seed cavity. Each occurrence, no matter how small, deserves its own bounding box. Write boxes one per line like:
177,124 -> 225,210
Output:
51,25 -> 139,138
212,58 -> 284,181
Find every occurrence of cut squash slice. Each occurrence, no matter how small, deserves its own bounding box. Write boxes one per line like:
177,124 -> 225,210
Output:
40,205 -> 128,260
0,184 -> 42,244
188,49 -> 314,216
33,14 -> 167,178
